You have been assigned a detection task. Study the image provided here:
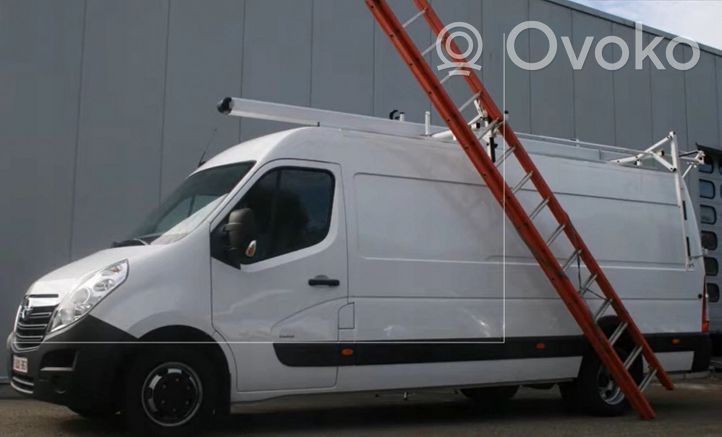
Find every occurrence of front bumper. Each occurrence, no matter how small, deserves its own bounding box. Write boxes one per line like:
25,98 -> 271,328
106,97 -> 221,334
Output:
6,315 -> 136,411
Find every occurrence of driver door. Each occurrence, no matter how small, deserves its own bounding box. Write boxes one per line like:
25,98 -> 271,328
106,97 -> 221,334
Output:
210,160 -> 347,392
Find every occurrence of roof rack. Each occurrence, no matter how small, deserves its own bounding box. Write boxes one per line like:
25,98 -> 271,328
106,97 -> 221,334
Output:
217,96 -> 444,138
610,131 -> 704,177
216,97 -> 704,176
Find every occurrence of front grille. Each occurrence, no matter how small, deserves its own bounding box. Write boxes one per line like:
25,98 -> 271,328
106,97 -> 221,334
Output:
10,374 -> 34,395
14,303 -> 56,350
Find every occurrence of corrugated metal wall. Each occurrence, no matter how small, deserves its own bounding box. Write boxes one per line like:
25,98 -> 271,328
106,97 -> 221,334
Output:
1,0 -> 721,378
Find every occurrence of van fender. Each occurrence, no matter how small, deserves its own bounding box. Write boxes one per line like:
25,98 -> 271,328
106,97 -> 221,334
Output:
124,311 -> 215,340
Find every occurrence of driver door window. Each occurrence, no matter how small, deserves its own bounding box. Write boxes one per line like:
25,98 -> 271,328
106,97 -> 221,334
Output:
234,167 -> 334,263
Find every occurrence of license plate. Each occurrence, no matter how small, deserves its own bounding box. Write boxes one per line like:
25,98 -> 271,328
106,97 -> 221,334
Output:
12,356 -> 28,374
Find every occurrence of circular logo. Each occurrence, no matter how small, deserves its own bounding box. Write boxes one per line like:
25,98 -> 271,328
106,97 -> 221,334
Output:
436,21 -> 483,75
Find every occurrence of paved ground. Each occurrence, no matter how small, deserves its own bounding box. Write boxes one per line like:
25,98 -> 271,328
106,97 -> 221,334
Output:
1,375 -> 721,436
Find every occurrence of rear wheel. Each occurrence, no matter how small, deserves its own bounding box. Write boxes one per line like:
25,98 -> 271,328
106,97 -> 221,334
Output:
562,346 -> 642,416
124,348 -> 217,436
461,385 -> 519,410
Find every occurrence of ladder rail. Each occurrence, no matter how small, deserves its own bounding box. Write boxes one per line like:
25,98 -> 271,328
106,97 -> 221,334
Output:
367,0 -> 673,419
411,0 -> 673,392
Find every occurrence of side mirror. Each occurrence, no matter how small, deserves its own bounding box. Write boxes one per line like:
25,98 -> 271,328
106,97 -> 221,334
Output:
225,208 -> 258,259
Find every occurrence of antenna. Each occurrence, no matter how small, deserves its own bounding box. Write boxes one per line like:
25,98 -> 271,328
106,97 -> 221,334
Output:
197,127 -> 218,167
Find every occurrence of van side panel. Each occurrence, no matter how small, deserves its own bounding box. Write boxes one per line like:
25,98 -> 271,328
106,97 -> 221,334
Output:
215,128 -> 705,395
335,130 -> 703,389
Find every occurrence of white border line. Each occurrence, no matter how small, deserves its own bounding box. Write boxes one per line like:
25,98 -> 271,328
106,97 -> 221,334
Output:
502,32 -> 507,344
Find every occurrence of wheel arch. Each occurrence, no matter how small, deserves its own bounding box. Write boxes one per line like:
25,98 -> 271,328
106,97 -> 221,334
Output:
596,315 -> 635,351
121,325 -> 231,415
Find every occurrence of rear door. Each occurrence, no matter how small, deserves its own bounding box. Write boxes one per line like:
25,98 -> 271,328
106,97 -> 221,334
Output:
211,160 -> 348,392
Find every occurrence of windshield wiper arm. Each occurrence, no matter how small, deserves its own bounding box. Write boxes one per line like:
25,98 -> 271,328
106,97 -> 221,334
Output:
111,233 -> 160,248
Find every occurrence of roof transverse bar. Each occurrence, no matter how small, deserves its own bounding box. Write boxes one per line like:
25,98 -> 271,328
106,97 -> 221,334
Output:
216,96 -> 443,138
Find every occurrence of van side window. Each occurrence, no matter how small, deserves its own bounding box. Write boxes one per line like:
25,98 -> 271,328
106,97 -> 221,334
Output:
237,167 -> 334,263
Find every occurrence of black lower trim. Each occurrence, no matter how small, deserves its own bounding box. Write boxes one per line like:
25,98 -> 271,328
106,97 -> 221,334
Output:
689,334 -> 712,372
274,332 -> 711,368
6,315 -> 137,411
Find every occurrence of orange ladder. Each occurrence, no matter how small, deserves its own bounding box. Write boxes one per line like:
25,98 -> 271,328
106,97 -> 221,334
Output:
365,0 -> 673,419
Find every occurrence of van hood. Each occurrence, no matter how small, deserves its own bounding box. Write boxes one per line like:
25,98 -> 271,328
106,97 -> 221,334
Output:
26,246 -> 164,300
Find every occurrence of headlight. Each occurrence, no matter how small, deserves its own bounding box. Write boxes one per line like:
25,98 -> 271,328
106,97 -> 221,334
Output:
49,260 -> 128,333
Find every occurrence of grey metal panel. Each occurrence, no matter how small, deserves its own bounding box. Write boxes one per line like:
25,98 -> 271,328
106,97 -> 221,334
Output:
71,0 -> 169,257
545,0 -> 722,59
650,43 -> 688,151
611,23 -> 653,149
718,57 -> 722,151
426,0 -> 482,123
373,0 -> 431,123
687,54 -> 721,222
685,51 -> 719,149
571,11 -> 614,144
160,0 -> 245,198
481,0 -> 530,132
0,0 -> 85,377
529,0 -> 573,139
240,0 -> 312,140
311,0 -> 374,116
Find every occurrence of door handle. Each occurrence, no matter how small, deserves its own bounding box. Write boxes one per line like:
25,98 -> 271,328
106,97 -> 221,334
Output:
308,276 -> 340,287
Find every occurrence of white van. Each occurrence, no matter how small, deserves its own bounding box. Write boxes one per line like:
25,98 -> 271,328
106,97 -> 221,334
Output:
7,100 -> 711,434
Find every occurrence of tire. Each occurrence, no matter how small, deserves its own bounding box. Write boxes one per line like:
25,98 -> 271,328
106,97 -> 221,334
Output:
124,347 -> 218,436
563,346 -> 643,417
461,385 -> 519,410
558,382 -> 579,413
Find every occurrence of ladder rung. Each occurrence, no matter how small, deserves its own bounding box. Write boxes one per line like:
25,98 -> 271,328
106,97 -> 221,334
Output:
458,92 -> 481,113
624,345 -> 643,369
639,369 -> 658,392
421,42 -> 436,56
608,321 -> 628,346
579,273 -> 598,296
529,198 -> 549,220
594,299 -> 613,321
475,117 -> 503,140
468,113 -> 484,125
562,249 -> 582,271
546,223 -> 566,245
496,146 -> 516,167
402,8 -> 426,28
512,171 -> 533,194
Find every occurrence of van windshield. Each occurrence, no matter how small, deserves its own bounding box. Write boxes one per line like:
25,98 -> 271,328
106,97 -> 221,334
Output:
118,162 -> 254,246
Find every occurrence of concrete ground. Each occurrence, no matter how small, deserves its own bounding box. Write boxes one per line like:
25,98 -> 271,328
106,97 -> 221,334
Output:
1,375 -> 721,436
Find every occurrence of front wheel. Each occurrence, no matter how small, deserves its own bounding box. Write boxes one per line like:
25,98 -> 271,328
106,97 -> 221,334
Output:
124,348 -> 217,436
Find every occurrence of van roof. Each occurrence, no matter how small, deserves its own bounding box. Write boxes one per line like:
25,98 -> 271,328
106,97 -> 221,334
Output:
197,126 -> 666,175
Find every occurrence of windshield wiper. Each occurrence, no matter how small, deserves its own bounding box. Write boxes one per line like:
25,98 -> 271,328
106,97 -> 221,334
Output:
111,233 -> 161,248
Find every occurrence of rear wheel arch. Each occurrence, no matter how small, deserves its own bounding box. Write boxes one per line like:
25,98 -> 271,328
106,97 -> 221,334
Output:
596,315 -> 634,351
561,316 -> 644,416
